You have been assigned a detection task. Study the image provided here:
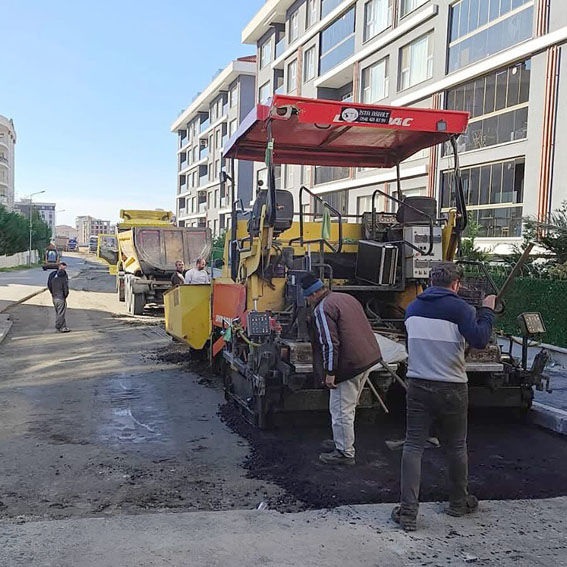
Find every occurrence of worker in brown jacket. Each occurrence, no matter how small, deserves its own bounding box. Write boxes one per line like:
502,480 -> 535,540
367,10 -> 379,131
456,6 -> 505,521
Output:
302,274 -> 381,466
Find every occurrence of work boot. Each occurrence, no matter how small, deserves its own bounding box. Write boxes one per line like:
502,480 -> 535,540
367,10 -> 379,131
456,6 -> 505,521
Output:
446,495 -> 479,517
391,505 -> 417,532
318,450 -> 355,466
320,439 -> 336,452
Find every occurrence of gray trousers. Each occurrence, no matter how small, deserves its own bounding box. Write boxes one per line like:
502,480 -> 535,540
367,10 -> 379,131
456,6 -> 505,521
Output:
329,372 -> 365,458
400,379 -> 469,520
52,297 -> 67,330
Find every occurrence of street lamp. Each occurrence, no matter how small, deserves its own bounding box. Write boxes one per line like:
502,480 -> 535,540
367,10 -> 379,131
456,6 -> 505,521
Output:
28,190 -> 46,265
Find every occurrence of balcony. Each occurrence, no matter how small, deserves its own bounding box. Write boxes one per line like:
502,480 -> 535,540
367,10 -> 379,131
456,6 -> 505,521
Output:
200,118 -> 210,133
179,136 -> 188,149
220,197 -> 228,209
0,155 -> 8,165
321,0 -> 343,18
179,183 -> 188,194
275,37 -> 286,59
178,208 -> 187,217
199,202 -> 207,214
275,84 -> 285,95
199,146 -> 209,160
199,174 -> 208,187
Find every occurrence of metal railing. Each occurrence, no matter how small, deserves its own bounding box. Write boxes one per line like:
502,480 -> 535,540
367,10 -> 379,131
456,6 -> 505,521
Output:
275,37 -> 286,59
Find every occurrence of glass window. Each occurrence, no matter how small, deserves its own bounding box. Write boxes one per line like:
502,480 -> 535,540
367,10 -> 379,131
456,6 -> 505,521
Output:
400,0 -> 428,18
313,189 -> 349,216
441,158 -> 524,237
260,40 -> 272,69
445,60 -> 530,154
361,57 -> 389,103
259,81 -> 271,104
307,0 -> 318,28
289,9 -> 300,43
314,166 -> 350,185
229,84 -> 238,108
320,8 -> 356,75
321,0 -> 343,18
399,32 -> 433,90
364,0 -> 392,41
304,47 -> 316,82
285,164 -> 295,188
448,1 -> 534,72
287,59 -> 298,92
229,119 -> 238,137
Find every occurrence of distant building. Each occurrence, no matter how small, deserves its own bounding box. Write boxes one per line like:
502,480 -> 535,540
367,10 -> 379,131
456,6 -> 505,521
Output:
75,216 -> 111,245
0,115 -> 16,211
56,225 -> 79,239
15,200 -> 57,238
170,56 -> 257,236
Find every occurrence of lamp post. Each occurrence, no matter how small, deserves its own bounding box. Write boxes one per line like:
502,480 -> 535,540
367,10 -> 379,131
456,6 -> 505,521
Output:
28,190 -> 46,265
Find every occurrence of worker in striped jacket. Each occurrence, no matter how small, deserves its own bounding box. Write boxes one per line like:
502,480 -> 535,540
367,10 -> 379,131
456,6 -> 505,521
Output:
302,274 -> 382,466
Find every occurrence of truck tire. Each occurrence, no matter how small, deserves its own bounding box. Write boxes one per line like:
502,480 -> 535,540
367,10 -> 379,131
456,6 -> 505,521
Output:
117,275 -> 125,302
131,292 -> 145,315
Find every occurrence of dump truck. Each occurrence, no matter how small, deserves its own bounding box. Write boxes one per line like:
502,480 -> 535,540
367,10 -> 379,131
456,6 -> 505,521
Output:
165,95 -> 550,428
107,210 -> 211,316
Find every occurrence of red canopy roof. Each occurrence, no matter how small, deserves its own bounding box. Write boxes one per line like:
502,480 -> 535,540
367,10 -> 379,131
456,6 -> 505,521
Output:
224,95 -> 469,169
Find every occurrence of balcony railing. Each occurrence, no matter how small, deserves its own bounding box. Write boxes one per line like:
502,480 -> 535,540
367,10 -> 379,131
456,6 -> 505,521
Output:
0,155 -> 8,164
321,0 -> 343,18
179,184 -> 187,194
199,146 -> 209,160
199,202 -> 207,213
275,84 -> 285,95
220,197 -> 227,208
179,137 -> 188,149
275,37 -> 286,59
178,208 -> 186,217
199,174 -> 208,187
200,118 -> 210,133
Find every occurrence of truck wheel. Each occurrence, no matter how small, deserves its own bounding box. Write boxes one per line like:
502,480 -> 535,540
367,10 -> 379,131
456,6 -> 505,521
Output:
131,292 -> 145,315
117,276 -> 125,302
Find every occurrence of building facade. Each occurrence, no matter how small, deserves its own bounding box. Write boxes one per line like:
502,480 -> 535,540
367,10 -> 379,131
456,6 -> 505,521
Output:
75,216 -> 111,245
14,200 -> 57,238
171,57 -> 257,236
0,115 -> 16,211
56,225 -> 79,239
242,0 -> 567,252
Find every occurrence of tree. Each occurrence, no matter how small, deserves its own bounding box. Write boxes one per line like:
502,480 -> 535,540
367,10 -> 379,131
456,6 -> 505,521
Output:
0,205 -> 52,256
460,214 -> 490,262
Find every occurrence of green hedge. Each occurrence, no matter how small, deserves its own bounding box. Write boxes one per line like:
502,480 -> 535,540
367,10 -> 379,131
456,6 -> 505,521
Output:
493,277 -> 567,347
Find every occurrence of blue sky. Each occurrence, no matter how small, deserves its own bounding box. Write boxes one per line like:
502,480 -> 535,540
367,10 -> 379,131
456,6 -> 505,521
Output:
2,0 -> 263,226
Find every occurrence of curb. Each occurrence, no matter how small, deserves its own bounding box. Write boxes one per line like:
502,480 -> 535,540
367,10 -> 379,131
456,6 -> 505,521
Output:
0,287 -> 47,314
0,314 -> 13,345
530,402 -> 567,436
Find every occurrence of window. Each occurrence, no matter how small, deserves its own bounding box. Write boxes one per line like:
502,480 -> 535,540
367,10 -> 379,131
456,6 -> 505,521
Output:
307,0 -> 318,28
320,8 -> 356,75
361,57 -> 389,103
304,47 -> 316,82
215,129 -> 221,149
289,9 -> 300,43
364,0 -> 392,42
229,84 -> 238,108
285,165 -> 295,188
314,166 -> 350,185
229,119 -> 238,137
214,189 -> 219,208
441,158 -> 524,238
259,81 -> 271,103
257,166 -> 282,190
445,60 -> 530,154
260,39 -> 272,69
400,0 -> 428,17
321,0 -> 342,18
399,32 -> 433,90
287,60 -> 298,92
448,0 -> 534,72
313,190 -> 349,216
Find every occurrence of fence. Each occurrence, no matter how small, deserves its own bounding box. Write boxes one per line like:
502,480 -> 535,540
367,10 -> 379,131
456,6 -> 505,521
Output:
0,250 -> 39,269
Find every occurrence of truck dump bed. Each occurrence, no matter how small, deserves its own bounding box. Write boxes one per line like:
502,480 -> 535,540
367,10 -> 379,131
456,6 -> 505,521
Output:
119,226 -> 211,276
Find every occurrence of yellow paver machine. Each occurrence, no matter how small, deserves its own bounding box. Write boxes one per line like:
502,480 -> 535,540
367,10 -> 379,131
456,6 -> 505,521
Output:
165,95 -> 549,428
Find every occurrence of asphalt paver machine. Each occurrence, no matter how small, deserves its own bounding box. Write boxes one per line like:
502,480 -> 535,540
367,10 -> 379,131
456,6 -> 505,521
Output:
195,95 -> 548,428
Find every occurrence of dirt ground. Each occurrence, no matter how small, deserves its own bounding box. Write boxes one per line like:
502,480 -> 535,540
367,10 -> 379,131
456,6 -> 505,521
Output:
2,260 -> 567,526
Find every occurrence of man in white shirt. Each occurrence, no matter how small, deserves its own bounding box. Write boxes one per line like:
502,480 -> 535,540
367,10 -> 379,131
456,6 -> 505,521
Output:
184,258 -> 210,285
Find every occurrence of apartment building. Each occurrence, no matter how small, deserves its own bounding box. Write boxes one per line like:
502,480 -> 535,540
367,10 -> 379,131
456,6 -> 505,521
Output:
15,200 -> 57,238
76,216 -> 111,245
0,115 -> 16,211
243,0 -> 567,252
171,57 -> 257,236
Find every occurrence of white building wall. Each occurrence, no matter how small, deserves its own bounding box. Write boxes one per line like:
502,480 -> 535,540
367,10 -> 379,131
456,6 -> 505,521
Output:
0,115 -> 16,211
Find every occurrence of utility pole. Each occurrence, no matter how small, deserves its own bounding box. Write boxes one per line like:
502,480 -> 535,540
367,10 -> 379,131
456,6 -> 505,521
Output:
28,190 -> 45,265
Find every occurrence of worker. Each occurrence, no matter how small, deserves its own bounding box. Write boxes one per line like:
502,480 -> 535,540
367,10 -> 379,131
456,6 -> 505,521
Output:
184,257 -> 210,285
392,262 -> 496,532
47,261 -> 71,333
171,260 -> 186,287
301,274 -> 381,466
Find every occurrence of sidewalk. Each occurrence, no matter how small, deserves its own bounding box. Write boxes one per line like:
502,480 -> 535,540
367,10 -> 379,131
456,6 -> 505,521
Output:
2,498 -> 566,566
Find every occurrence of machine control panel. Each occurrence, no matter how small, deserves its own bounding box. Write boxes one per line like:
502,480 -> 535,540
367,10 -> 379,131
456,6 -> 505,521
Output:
517,312 -> 546,336
247,311 -> 271,336
403,226 -> 443,279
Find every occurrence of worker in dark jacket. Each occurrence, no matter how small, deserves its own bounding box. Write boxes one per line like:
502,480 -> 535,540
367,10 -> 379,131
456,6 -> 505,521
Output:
392,262 -> 495,532
171,260 -> 186,287
47,261 -> 70,333
302,274 -> 381,466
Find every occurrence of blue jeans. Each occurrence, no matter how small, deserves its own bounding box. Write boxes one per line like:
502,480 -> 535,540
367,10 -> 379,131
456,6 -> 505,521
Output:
400,379 -> 469,519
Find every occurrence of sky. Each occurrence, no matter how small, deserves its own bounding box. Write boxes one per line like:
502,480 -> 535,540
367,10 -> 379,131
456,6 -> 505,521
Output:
2,0 -> 263,227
